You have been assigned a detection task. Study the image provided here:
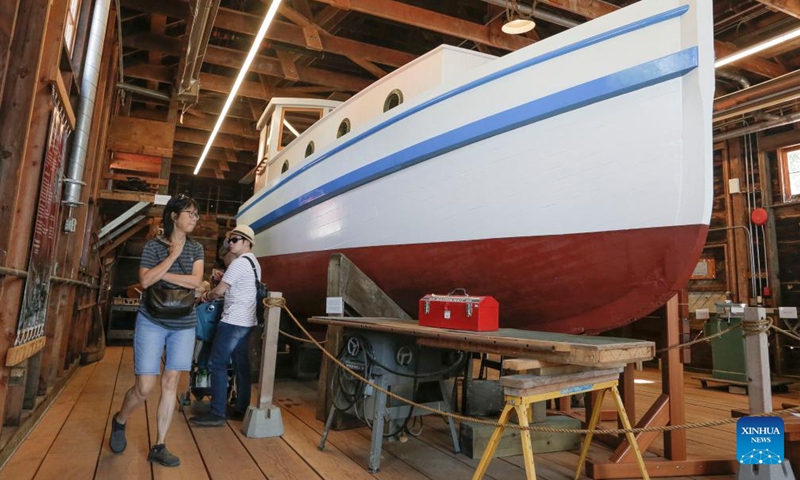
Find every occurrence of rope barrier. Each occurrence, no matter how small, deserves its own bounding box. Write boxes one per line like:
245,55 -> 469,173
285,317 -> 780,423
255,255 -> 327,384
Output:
263,297 -> 800,435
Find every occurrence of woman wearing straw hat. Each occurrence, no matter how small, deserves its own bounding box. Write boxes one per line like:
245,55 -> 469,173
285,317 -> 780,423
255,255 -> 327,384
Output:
190,224 -> 261,426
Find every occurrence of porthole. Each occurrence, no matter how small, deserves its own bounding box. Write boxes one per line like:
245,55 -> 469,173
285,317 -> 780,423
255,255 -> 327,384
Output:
383,89 -> 403,112
337,119 -> 351,138
281,160 -> 289,174
305,141 -> 315,158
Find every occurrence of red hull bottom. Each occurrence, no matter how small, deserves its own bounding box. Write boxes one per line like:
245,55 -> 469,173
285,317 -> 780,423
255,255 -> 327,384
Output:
259,225 -> 708,334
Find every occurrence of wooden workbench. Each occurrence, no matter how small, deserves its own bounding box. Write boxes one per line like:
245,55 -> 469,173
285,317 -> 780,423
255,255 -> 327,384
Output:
309,316 -> 655,367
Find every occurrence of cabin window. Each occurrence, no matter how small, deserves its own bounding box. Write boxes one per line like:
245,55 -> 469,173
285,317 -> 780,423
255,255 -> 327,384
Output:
383,90 -> 403,112
779,146 -> 800,201
281,160 -> 290,174
337,119 -> 351,138
64,0 -> 83,54
305,141 -> 315,158
279,108 -> 323,150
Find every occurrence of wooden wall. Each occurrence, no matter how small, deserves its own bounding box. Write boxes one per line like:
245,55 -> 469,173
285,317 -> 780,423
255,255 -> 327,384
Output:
0,0 -> 118,450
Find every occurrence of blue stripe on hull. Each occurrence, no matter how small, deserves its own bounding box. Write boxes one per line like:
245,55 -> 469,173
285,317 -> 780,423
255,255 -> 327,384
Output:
238,4 -> 690,218
249,48 -> 699,233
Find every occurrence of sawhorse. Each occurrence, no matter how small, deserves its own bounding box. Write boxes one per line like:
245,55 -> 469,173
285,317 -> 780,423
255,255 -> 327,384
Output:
472,367 -> 649,480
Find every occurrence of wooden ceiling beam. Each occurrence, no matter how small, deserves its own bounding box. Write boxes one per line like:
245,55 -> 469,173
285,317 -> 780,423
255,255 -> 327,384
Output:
171,164 -> 229,179
278,4 -> 387,78
119,0 -> 190,19
539,0 -> 787,78
537,0 -> 617,18
312,0 -> 533,51
199,72 -> 271,100
122,32 -> 183,56
175,127 -> 258,151
755,0 -> 800,19
714,39 -> 788,77
215,8 -> 415,68
175,125 -> 258,152
179,113 -> 257,138
174,143 -> 255,163
204,45 -> 371,91
194,96 -> 258,120
125,63 -> 174,83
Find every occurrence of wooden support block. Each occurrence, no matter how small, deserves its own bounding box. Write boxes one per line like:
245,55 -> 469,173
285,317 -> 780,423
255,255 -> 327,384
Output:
460,415 -> 581,459
503,358 -> 589,376
6,337 -> 46,366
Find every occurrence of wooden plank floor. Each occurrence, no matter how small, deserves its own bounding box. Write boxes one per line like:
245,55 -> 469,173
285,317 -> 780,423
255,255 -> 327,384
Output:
1,345 -> 797,479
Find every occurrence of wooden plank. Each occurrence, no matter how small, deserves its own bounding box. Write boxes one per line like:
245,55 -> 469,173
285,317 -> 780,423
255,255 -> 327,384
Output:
95,346 -> 152,479
102,173 -> 169,186
99,190 -> 156,203
310,317 -> 655,367
34,348 -> 123,478
5,338 -> 46,366
109,160 -> 163,174
0,363 -> 91,479
275,380 -> 432,479
108,116 -> 175,157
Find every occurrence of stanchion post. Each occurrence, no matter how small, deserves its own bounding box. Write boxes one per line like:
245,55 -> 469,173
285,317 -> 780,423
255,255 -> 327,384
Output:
242,291 -> 284,438
743,307 -> 771,415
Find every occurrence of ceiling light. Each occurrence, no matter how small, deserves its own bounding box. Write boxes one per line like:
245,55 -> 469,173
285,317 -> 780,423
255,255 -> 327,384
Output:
502,0 -> 536,35
194,0 -> 284,174
502,17 -> 536,35
715,26 -> 800,69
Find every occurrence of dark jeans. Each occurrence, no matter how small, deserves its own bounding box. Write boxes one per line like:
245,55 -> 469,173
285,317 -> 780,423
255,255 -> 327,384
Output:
208,322 -> 254,417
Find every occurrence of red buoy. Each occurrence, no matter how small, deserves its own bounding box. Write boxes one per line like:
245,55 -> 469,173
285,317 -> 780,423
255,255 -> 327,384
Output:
751,208 -> 768,226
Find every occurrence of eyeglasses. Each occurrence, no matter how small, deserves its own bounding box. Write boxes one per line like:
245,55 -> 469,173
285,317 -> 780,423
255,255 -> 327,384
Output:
229,236 -> 245,244
181,210 -> 199,219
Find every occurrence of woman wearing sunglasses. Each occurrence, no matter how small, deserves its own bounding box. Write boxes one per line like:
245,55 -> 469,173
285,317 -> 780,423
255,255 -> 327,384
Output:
190,224 -> 261,427
108,194 -> 205,467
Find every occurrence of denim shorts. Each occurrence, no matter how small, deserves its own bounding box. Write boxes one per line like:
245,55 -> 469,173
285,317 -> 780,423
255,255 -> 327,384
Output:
133,312 -> 195,375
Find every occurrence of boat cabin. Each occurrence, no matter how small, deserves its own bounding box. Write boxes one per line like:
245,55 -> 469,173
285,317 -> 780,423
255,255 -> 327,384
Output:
254,98 -> 342,192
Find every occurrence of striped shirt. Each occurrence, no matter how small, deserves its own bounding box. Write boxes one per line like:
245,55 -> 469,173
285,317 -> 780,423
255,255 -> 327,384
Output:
139,238 -> 204,330
220,253 -> 261,327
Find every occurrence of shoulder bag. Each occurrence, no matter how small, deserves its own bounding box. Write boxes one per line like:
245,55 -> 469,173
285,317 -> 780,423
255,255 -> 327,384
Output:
145,247 -> 196,319
244,256 -> 268,325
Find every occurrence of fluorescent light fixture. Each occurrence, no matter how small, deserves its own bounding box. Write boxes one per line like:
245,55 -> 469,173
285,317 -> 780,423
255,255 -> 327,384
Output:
715,26 -> 800,69
283,118 -> 300,138
194,0 -> 284,174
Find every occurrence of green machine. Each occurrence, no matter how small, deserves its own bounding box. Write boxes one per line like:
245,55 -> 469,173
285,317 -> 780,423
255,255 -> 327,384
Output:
704,302 -> 748,382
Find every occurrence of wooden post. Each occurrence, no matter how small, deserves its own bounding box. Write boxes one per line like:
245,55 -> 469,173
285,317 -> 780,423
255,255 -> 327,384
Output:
258,292 -> 282,410
743,307 -> 771,414
662,296 -> 686,460
724,139 -> 752,304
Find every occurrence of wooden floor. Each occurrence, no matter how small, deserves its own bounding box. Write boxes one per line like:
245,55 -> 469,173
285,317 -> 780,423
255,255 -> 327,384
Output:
1,345 -> 797,479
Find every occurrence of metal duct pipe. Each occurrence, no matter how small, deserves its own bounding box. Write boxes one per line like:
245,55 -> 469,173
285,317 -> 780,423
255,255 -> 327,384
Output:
63,0 -> 113,207
179,0 -> 219,93
715,70 -> 751,89
714,111 -> 800,142
481,0 -> 580,29
116,83 -> 171,102
715,69 -> 800,112
714,85 -> 800,123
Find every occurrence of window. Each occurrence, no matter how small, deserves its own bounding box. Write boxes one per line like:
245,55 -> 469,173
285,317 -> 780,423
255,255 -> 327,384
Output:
281,160 -> 290,174
279,108 -> 323,150
337,119 -> 351,138
779,146 -> 800,201
383,89 -> 403,112
305,141 -> 315,158
64,0 -> 83,55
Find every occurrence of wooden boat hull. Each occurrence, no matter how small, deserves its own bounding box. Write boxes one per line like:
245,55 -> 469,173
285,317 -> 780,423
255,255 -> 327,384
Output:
258,224 -> 707,334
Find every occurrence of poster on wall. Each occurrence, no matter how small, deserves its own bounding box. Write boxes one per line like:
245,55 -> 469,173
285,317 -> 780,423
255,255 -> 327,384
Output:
8,88 -> 72,366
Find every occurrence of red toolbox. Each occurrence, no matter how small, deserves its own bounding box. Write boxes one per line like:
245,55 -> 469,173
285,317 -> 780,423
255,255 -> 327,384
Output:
418,289 -> 499,332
